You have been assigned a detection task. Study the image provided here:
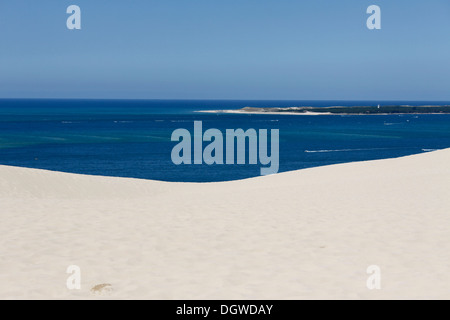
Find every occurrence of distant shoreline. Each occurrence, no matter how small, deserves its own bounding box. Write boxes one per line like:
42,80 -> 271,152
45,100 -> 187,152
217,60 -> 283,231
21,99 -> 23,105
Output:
198,105 -> 450,115
197,110 -> 332,115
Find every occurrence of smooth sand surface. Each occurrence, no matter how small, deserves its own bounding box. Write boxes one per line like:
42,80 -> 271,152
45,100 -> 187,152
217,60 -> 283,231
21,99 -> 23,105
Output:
1,149 -> 450,299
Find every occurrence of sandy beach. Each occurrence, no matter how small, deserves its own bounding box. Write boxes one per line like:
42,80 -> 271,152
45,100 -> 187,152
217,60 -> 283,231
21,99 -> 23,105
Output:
1,149 -> 450,300
197,110 -> 333,115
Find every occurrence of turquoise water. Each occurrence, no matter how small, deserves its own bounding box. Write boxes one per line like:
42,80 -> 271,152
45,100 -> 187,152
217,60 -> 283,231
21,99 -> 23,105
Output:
0,99 -> 449,182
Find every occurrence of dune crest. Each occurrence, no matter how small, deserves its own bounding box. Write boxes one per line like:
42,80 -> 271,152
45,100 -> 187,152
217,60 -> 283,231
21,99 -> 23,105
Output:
1,149 -> 450,299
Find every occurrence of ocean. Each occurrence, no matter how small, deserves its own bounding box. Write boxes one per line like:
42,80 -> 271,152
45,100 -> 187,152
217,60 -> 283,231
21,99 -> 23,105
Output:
0,99 -> 449,182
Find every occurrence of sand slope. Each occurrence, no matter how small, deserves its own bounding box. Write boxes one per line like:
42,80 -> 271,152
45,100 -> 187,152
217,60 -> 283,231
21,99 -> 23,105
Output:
1,149 -> 450,299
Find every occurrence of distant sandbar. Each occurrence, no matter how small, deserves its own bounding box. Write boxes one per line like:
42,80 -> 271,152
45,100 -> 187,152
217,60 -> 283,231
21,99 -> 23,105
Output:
198,105 -> 450,115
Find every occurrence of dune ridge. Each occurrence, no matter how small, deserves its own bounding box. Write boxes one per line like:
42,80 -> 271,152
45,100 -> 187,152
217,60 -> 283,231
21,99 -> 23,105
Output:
1,149 -> 450,299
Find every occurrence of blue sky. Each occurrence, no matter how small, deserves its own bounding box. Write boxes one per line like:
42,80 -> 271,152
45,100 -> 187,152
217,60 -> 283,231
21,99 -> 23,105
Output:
0,0 -> 449,100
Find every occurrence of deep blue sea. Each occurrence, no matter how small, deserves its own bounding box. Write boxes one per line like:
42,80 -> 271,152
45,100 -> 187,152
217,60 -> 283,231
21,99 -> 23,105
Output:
0,99 -> 449,182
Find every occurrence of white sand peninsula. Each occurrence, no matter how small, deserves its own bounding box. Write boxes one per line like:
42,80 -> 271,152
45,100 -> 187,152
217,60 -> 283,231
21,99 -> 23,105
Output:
1,149 -> 450,300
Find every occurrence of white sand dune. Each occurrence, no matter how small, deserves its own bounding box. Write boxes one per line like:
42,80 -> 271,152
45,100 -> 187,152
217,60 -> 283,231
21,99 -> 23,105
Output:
1,149 -> 450,300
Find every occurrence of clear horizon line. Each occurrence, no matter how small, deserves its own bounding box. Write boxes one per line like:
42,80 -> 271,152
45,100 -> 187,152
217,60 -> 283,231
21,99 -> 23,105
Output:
1,97 -> 450,102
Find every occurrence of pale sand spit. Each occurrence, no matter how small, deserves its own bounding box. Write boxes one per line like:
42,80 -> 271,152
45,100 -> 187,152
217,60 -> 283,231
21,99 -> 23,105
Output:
0,149 -> 450,299
196,110 -> 332,115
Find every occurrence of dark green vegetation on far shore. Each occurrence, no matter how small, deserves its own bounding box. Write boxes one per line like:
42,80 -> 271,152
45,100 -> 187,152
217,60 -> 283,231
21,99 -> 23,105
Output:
239,105 -> 450,114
